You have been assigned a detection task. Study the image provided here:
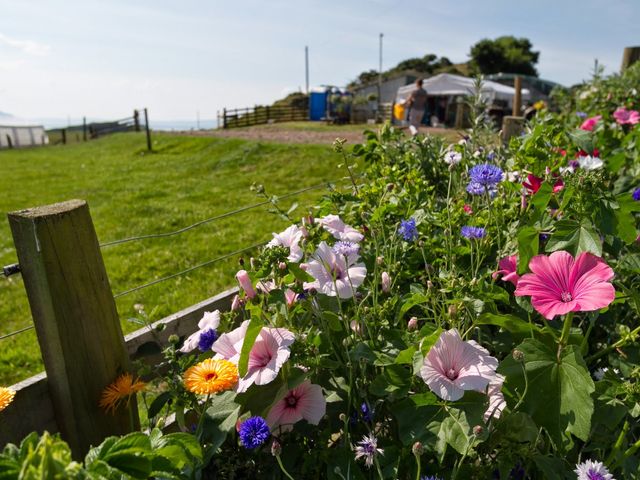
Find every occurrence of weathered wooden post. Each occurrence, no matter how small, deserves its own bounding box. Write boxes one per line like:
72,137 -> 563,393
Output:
133,109 -> 140,132
222,108 -> 227,129
82,117 -> 87,142
61,129 -> 67,145
6,134 -> 13,149
144,108 -> 152,151
454,96 -> 465,129
512,76 -> 522,116
621,46 -> 640,71
501,116 -> 525,143
8,200 -> 137,456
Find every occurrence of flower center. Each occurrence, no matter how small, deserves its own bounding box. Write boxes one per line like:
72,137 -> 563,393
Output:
205,372 -> 218,381
587,470 -> 606,480
285,393 -> 298,407
561,291 -> 573,302
331,266 -> 344,280
446,368 -> 458,380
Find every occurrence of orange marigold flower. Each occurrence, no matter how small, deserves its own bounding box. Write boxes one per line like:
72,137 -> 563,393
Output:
183,358 -> 238,395
0,387 -> 16,412
99,373 -> 146,414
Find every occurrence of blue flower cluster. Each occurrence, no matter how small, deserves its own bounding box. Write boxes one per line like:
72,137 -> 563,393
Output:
466,163 -> 503,196
632,187 -> 640,201
461,226 -> 486,239
398,218 -> 418,242
198,328 -> 218,352
239,416 -> 271,449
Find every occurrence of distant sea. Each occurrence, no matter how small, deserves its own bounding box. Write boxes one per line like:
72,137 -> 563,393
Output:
27,118 -> 218,131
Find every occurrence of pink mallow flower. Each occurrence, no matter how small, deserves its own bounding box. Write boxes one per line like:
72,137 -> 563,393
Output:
613,107 -> 640,125
212,320 -> 295,393
236,270 -> 256,299
420,329 -> 498,401
267,225 -> 304,262
492,255 -> 520,287
303,241 -> 366,299
317,214 -> 364,242
514,251 -> 615,320
580,115 -> 602,131
179,310 -> 221,353
266,380 -> 326,431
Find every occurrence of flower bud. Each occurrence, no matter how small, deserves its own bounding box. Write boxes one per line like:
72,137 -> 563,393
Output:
512,349 -> 525,362
235,270 -> 256,299
350,320 -> 361,334
448,304 -> 458,318
271,439 -> 282,457
412,441 -> 424,456
238,257 -> 245,266
376,256 -> 384,266
249,257 -> 257,270
308,287 -> 317,296
473,425 -> 484,436
231,294 -> 244,311
278,261 -> 287,271
386,183 -> 394,191
426,280 -> 433,290
408,317 -> 419,331
381,271 -> 391,293
168,334 -> 180,345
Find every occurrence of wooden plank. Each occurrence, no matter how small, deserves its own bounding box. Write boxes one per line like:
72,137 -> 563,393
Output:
0,373 -> 58,447
8,199 -> 136,456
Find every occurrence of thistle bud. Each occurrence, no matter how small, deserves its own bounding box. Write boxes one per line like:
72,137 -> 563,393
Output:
408,317 -> 419,331
271,439 -> 282,457
473,425 -> 484,436
512,349 -> 525,362
448,304 -> 458,318
412,441 -> 424,456
426,280 -> 433,290
168,334 -> 180,345
278,261 -> 287,271
376,256 -> 384,265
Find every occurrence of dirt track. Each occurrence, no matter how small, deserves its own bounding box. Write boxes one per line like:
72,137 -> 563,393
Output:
178,124 -> 460,146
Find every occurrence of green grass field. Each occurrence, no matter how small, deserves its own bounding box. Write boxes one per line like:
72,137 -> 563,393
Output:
0,132 -> 352,385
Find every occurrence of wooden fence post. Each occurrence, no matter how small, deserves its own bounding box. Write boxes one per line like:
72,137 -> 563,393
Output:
6,134 -> 13,149
621,46 -> 640,71
8,200 -> 137,456
61,129 -> 67,145
512,76 -> 522,116
502,116 -> 524,143
144,108 -> 152,151
223,108 -> 227,129
133,109 -> 140,132
82,117 -> 87,141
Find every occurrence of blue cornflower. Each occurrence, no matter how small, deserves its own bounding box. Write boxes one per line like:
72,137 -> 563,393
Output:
238,416 -> 270,449
421,476 -> 443,480
461,226 -> 486,239
197,328 -> 218,352
398,218 -> 418,242
469,163 -> 504,187
576,111 -> 588,118
632,187 -> 640,201
333,240 -> 360,257
487,151 -> 496,161
361,402 -> 374,423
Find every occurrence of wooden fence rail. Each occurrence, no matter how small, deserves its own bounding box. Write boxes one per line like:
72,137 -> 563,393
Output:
1,199 -> 237,455
218,105 -> 308,129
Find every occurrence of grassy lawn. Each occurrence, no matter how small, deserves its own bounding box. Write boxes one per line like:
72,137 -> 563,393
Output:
0,132 -> 352,385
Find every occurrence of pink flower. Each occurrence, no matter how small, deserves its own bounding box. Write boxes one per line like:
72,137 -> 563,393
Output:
179,310 -> 221,353
213,320 -> 295,393
317,214 -> 364,242
613,107 -> 640,125
407,316 -> 418,331
492,255 -> 520,286
267,225 -> 304,262
381,271 -> 391,293
303,241 -> 366,299
580,115 -> 602,131
514,251 -> 615,320
266,380 -> 326,431
523,174 -> 543,194
284,289 -> 297,307
420,329 -> 498,401
463,204 -> 473,215
231,294 -> 243,311
236,270 -> 256,299
483,374 -> 507,422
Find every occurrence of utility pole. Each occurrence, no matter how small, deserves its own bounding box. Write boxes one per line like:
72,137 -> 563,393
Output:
305,45 -> 309,95
378,33 -> 384,121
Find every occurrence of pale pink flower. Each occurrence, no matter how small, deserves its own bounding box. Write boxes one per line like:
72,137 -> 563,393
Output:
381,271 -> 391,293
514,251 -> 615,320
179,310 -> 221,353
236,270 -> 256,299
580,115 -> 602,131
317,214 -> 364,242
256,280 -> 276,293
613,107 -> 640,125
407,316 -> 419,331
284,289 -> 297,307
267,225 -> 304,262
492,255 -> 520,286
483,374 -> 507,422
231,294 -> 243,311
303,241 -> 366,299
266,380 -> 326,431
212,320 -> 295,393
420,329 -> 498,401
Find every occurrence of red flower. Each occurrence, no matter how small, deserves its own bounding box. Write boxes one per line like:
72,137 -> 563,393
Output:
463,204 -> 473,215
523,174 -> 543,194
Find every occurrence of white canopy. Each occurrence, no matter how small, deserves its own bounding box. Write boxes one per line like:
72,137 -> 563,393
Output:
396,73 -> 530,106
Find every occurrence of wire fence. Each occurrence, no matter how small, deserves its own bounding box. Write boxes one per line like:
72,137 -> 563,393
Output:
0,179 -> 346,341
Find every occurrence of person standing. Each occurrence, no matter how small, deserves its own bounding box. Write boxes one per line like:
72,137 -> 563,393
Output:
406,78 -> 428,135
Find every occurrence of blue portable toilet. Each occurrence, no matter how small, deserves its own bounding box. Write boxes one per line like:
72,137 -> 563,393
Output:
309,88 -> 328,120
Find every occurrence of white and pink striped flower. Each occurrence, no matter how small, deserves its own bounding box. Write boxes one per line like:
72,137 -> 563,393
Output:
303,241 -> 366,299
267,225 -> 304,262
317,215 -> 364,243
266,380 -> 326,431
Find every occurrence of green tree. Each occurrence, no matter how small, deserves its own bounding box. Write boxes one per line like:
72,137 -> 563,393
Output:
469,36 -> 539,76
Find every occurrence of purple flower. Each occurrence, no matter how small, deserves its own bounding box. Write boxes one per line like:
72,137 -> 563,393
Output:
469,163 -> 503,187
632,187 -> 640,201
361,402 -> 373,423
576,111 -> 588,118
354,434 -> 383,468
461,226 -> 486,239
333,240 -> 360,257
197,328 -> 218,352
574,459 -> 614,480
398,218 -> 418,241
239,416 -> 271,449
487,151 -> 496,161
421,477 -> 443,480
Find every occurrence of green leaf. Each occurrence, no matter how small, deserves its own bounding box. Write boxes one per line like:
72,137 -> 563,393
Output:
477,313 -> 541,335
568,128 -> 594,153
436,408 -> 472,456
395,346 -> 417,365
517,226 -> 539,273
532,455 -> 567,480
238,316 -> 263,377
530,181 -> 553,210
147,391 -> 172,419
546,219 -> 601,256
499,338 -> 595,445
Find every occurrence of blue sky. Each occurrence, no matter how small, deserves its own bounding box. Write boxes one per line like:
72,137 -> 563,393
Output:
0,0 -> 637,121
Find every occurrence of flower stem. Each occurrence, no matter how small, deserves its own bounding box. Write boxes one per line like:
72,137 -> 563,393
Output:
414,452 -> 421,480
586,324 -> 640,363
557,312 -> 574,361
606,418 -> 629,466
275,454 -> 296,480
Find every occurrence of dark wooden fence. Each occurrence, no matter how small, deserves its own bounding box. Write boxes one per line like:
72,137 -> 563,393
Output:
218,105 -> 308,129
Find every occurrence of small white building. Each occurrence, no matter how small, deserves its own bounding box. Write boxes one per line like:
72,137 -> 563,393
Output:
0,112 -> 48,149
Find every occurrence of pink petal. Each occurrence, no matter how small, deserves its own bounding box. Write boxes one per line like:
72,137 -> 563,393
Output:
212,320 -> 249,361
297,382 -> 326,425
530,296 -> 577,319
573,282 -> 615,311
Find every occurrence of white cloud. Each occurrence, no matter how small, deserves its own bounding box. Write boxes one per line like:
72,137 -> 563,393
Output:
0,33 -> 50,56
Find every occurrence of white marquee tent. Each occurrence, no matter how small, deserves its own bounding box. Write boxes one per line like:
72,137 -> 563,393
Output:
395,73 -> 530,107
0,113 -> 48,149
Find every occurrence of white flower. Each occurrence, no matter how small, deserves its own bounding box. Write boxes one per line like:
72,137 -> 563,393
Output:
444,151 -> 462,165
484,374 -> 507,422
354,434 -> 383,468
593,367 -> 621,381
506,170 -> 520,182
179,310 -> 221,353
268,225 -> 304,262
317,215 -> 364,243
578,155 -> 603,171
303,241 -> 366,298
574,459 -> 614,480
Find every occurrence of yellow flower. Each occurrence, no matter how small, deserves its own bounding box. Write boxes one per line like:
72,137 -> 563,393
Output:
99,373 -> 146,414
0,387 -> 16,412
183,358 -> 238,395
